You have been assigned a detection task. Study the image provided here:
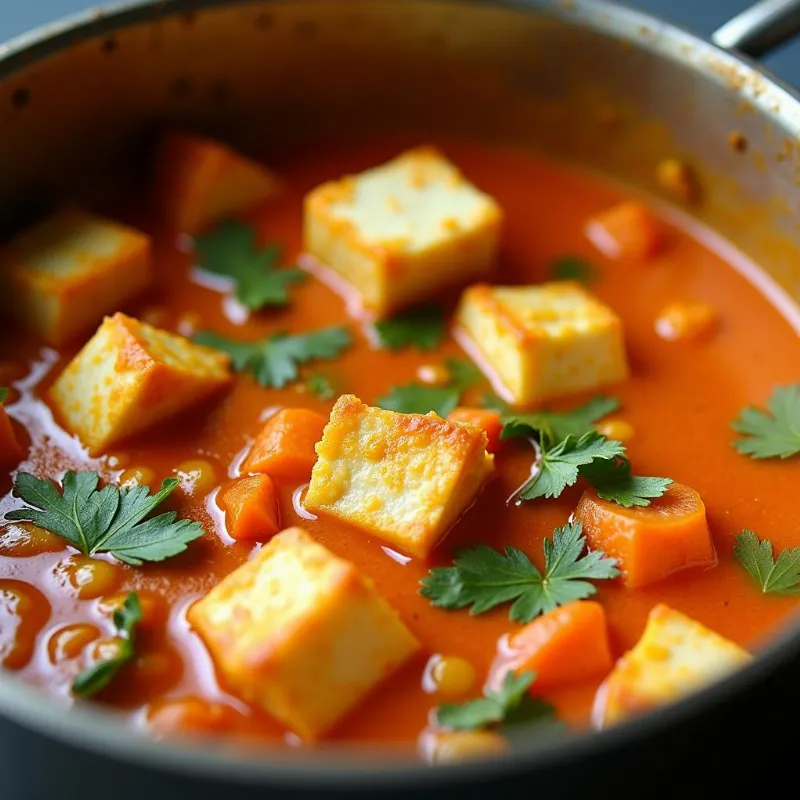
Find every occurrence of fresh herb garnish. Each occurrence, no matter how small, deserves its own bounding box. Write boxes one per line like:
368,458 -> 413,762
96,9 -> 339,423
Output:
734,530 -> 800,595
194,220 -> 305,310
420,521 -> 619,622
580,459 -> 673,509
0,387 -> 7,404
480,393 -> 507,413
73,592 -> 141,698
732,385 -> 800,459
436,671 -> 556,732
377,358 -> 482,417
373,305 -> 446,351
196,326 -> 352,389
549,255 -> 596,283
306,373 -> 336,400
515,431 -> 624,501
6,472 -> 203,565
501,396 -> 620,445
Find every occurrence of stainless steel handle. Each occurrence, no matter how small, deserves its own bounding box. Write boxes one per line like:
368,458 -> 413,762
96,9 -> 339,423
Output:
712,0 -> 800,57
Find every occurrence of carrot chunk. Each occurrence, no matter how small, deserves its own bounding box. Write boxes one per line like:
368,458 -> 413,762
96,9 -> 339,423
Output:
0,406 -> 23,468
447,407 -> 502,454
242,408 -> 327,479
574,482 -> 716,589
486,601 -> 612,692
585,201 -> 663,261
221,475 -> 280,542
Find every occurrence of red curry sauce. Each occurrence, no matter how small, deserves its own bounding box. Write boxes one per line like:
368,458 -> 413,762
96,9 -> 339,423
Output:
2,136 -> 800,747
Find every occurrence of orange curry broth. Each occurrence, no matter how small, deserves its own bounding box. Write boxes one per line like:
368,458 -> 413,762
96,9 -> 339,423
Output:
2,135 -> 800,746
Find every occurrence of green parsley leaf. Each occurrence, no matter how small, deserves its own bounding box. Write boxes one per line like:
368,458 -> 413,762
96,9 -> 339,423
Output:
549,255 -> 596,283
194,220 -> 306,310
0,387 -> 7,404
420,521 -> 619,623
501,396 -> 620,446
196,326 -> 352,389
480,392 -> 507,413
732,385 -> 800,459
581,458 -> 672,508
378,384 -> 460,417
6,472 -> 203,565
73,592 -> 141,697
376,358 -> 482,417
734,530 -> 800,595
446,358 -> 482,391
306,373 -> 336,400
516,431 -> 625,501
436,671 -> 556,732
372,305 -> 446,351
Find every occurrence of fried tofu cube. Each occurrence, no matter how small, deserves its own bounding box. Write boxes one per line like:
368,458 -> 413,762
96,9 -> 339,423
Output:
188,526 -> 420,739
304,395 -> 494,559
0,208 -> 152,345
303,146 -> 502,318
155,131 -> 282,233
598,604 -> 751,727
50,312 -> 231,454
455,282 -> 629,405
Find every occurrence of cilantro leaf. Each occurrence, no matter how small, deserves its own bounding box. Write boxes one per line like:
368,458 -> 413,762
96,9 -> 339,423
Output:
194,220 -> 306,310
501,396 -> 620,445
6,472 -> 203,565
516,432 -> 625,501
446,358 -> 482,391
378,384 -> 460,417
0,387 -> 7,404
581,459 -> 672,508
420,521 -> 619,623
481,393 -> 508,413
306,373 -> 336,400
373,305 -> 446,351
549,255 -> 596,283
73,592 -> 141,697
436,671 -> 556,732
376,358 -> 482,417
734,530 -> 800,595
732,385 -> 800,459
196,326 -> 352,389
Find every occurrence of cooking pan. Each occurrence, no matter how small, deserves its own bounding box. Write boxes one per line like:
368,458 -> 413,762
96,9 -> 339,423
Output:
2,0 -> 800,797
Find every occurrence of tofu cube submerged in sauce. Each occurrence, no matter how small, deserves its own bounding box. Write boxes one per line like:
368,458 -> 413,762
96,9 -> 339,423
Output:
0,208 -> 152,346
50,312 -> 231,454
455,281 -> 629,405
188,527 -> 420,739
304,394 -> 494,559
303,146 -> 502,318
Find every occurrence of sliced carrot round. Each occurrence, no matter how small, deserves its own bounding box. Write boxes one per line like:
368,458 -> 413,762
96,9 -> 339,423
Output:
574,481 -> 716,589
486,600 -> 612,692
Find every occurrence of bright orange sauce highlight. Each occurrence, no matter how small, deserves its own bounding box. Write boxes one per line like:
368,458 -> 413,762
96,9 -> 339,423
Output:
2,136 -> 800,750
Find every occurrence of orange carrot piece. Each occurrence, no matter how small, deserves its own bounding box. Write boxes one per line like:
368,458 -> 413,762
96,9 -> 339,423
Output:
447,408 -> 502,454
585,201 -> 663,261
486,601 -> 612,692
574,482 -> 716,589
221,475 -> 280,542
242,408 -> 328,479
0,406 -> 23,468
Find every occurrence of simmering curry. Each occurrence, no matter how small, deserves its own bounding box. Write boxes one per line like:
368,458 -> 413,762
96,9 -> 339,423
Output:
1,133 -> 799,762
